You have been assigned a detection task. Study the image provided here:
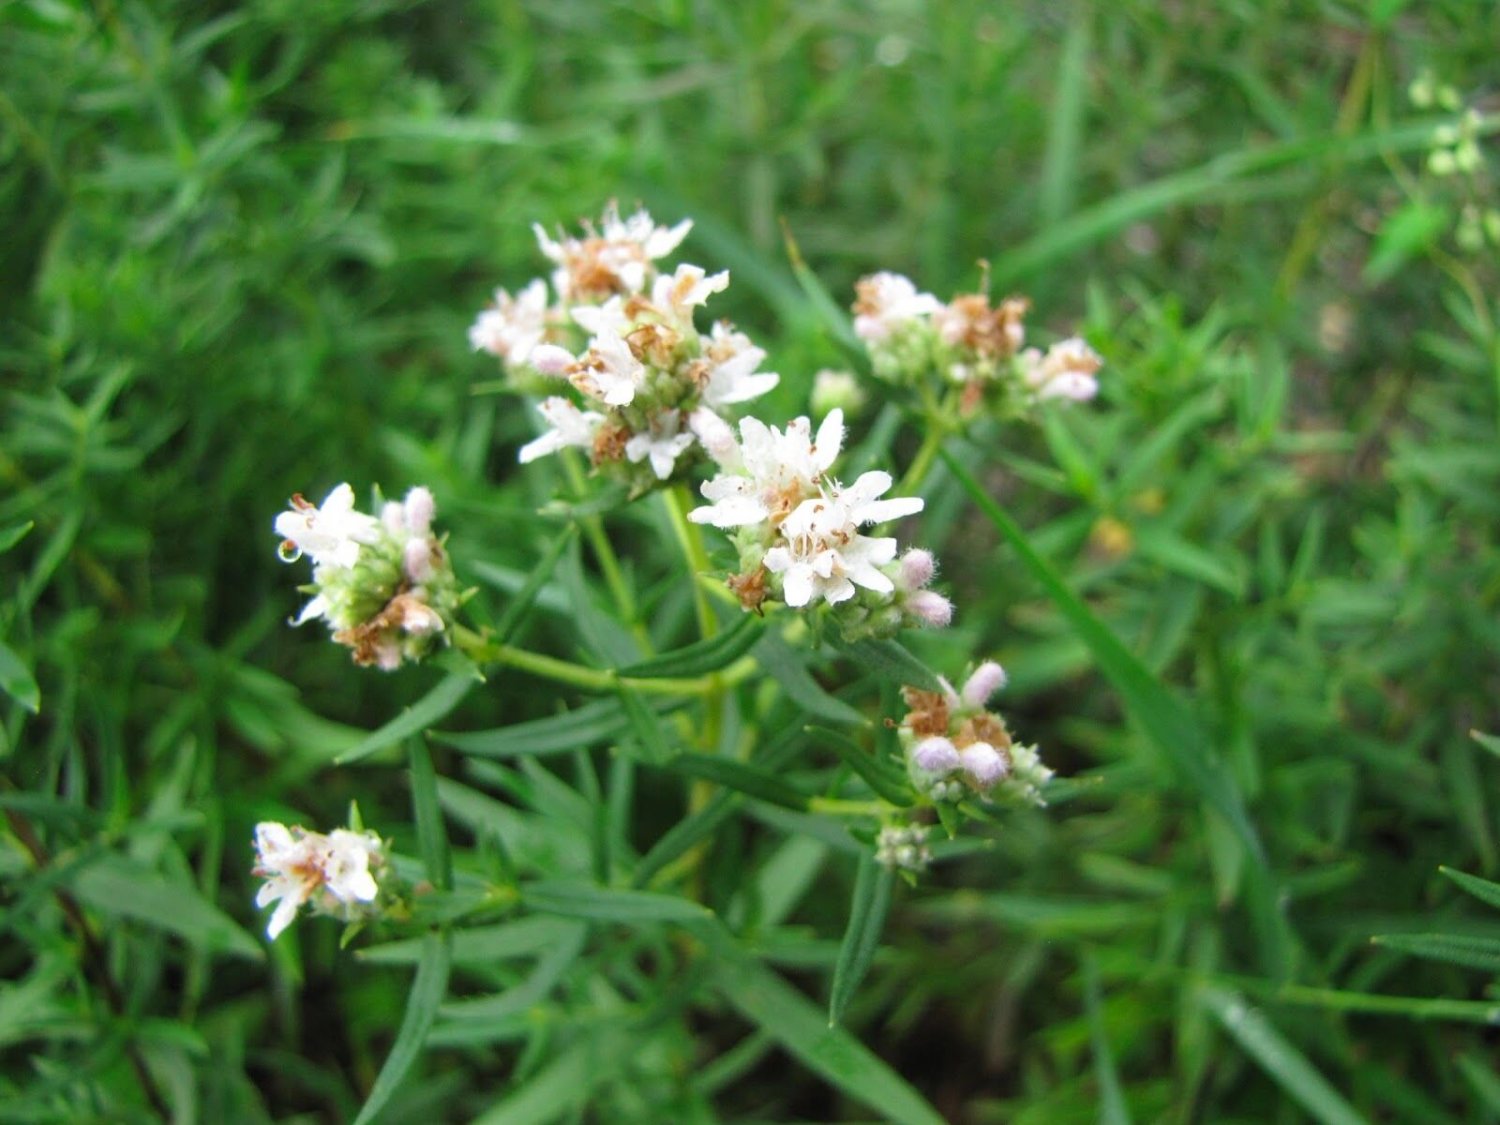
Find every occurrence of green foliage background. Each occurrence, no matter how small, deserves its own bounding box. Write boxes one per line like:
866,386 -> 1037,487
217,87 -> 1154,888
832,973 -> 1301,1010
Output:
3,0 -> 1500,1121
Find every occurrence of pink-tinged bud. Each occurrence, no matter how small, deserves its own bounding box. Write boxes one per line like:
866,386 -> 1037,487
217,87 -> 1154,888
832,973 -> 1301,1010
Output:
403,538 -> 434,583
913,736 -> 960,774
898,548 -> 936,591
905,590 -> 953,628
959,742 -> 1008,787
528,343 -> 576,377
403,487 -> 435,536
374,640 -> 403,671
381,501 -> 405,535
400,599 -> 444,635
961,661 -> 1007,708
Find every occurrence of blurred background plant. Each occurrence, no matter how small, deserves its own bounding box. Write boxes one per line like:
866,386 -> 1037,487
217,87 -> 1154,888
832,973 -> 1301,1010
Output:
3,0 -> 1500,1121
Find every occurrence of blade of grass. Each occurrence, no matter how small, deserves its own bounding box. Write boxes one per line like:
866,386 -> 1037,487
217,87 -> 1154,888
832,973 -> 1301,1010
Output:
1084,953 -> 1132,1125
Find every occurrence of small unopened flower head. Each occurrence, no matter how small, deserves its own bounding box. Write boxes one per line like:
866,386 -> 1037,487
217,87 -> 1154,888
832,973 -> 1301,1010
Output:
273,484 -> 464,669
905,589 -> 953,628
252,821 -> 387,940
897,664 -> 1048,805
875,823 -> 933,874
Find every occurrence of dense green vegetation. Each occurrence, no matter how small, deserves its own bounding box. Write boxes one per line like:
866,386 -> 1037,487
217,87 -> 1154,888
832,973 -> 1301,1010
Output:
4,1 -> 1500,1121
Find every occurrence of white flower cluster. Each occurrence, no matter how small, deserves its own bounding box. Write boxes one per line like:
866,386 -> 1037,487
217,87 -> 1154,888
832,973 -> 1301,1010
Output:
274,484 -> 463,669
852,271 -> 1102,411
897,662 -> 1052,805
875,822 -> 932,874
252,821 -> 387,940
469,203 -> 780,492
687,408 -> 950,635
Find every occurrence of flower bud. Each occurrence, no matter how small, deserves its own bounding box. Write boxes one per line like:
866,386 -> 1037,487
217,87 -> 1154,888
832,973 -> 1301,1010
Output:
905,590 -> 953,628
403,487 -> 435,536
959,742 -> 1009,787
898,548 -> 936,591
961,661 -> 1007,708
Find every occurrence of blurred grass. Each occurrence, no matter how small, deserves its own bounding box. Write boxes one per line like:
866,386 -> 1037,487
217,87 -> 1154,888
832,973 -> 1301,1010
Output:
3,0 -> 1500,1121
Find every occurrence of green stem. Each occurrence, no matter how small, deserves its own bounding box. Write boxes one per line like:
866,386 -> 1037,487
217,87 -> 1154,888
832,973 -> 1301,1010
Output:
808,797 -> 889,818
558,449 -> 638,629
662,484 -> 718,641
895,422 -> 949,499
486,641 -> 756,696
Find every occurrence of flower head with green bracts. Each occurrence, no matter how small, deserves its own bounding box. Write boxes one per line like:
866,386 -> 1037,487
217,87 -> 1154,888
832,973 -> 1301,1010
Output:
274,484 -> 465,669
252,821 -> 387,940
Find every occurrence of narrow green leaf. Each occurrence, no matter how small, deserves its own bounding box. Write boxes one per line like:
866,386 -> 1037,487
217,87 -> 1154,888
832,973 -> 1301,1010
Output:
780,218 -> 868,367
491,525 -> 577,644
1133,527 -> 1246,598
663,754 -> 809,811
1364,201 -> 1448,284
0,521 -> 33,554
522,880 -> 711,924
409,738 -> 452,891
1473,730 -> 1500,762
616,687 -> 677,764
1457,1053 -> 1500,1113
834,637 -> 942,693
336,672 -> 476,765
701,924 -> 944,1125
351,930 -> 451,1125
1372,933 -> 1500,973
471,1037 -> 603,1124
1441,866 -> 1500,912
755,633 -> 867,726
1084,954 -> 1132,1125
69,856 -> 260,960
1200,986 -> 1369,1125
810,725 -> 914,807
942,450 -> 1279,959
1038,5 -> 1091,226
438,697 -> 665,758
633,727 -> 807,887
360,917 -> 575,966
620,612 -> 763,678
0,642 -> 39,714
828,856 -> 893,1026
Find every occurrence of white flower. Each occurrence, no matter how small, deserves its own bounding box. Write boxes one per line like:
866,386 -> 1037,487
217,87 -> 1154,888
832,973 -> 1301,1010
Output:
321,828 -> 383,903
625,409 -> 697,480
571,297 -> 632,339
764,496 -> 900,607
687,406 -> 740,469
1020,338 -> 1102,402
274,484 -> 381,569
252,822 -> 386,941
469,279 -> 550,367
853,272 -> 942,344
689,410 -> 844,529
534,203 -> 692,300
572,327 -> 646,406
700,322 -> 780,409
519,396 -> 605,463
651,263 -> 730,324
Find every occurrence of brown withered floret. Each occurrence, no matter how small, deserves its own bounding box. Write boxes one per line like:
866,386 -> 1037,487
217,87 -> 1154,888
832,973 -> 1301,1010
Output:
851,276 -> 887,318
591,423 -> 631,465
900,686 -> 951,739
564,240 -> 631,300
944,293 -> 1030,360
680,357 -> 712,392
626,323 -> 680,368
727,567 -> 769,613
954,711 -> 1012,752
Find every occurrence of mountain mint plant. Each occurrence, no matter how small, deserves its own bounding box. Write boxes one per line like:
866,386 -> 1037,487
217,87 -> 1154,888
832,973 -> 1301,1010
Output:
265,204 -> 1098,1118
